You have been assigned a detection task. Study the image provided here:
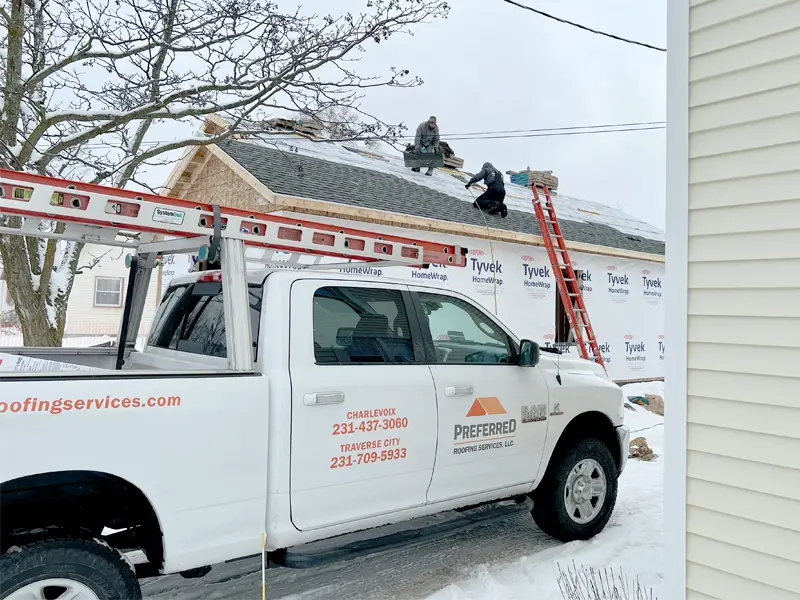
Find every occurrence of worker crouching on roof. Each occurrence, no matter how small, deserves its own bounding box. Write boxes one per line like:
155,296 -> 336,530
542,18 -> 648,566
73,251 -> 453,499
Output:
465,162 -> 508,218
411,116 -> 440,176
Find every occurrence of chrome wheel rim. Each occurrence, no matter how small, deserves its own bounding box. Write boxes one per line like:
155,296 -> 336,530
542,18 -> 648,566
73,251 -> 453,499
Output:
6,578 -> 101,600
564,458 -> 607,524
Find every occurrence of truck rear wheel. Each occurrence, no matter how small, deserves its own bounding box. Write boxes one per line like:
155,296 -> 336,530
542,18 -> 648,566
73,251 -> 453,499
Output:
532,438 -> 618,542
0,538 -> 141,600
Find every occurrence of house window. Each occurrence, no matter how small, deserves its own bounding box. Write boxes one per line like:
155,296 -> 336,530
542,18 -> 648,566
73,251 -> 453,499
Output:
94,277 -> 124,307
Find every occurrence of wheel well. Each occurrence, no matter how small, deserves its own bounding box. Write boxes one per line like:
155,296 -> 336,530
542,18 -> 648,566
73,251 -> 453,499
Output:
0,471 -> 163,570
546,411 -> 620,475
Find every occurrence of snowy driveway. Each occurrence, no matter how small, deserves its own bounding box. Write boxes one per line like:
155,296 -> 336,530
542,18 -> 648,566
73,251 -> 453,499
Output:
143,384 -> 664,600
143,508 -> 562,600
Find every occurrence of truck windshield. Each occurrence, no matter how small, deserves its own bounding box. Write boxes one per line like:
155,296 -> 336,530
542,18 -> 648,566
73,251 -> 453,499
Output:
147,280 -> 263,360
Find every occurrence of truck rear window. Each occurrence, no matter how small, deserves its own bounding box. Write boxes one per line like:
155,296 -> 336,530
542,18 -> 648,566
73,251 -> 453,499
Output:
147,281 -> 262,360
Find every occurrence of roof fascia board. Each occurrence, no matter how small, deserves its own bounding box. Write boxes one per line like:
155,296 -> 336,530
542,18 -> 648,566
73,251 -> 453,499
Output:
270,192 -> 665,264
162,145 -> 201,197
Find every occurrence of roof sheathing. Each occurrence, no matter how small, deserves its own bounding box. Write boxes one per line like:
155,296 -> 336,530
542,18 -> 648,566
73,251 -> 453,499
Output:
215,138 -> 665,256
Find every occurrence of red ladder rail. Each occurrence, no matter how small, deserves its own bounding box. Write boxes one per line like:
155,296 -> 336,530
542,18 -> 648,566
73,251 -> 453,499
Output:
0,169 -> 468,268
531,185 -> 607,373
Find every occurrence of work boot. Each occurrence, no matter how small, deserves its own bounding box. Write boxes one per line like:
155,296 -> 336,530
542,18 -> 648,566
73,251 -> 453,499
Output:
500,206 -> 508,218
425,166 -> 434,176
411,167 -> 420,172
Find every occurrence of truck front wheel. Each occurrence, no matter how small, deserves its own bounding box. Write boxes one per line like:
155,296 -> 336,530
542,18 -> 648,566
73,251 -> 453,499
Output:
532,438 -> 619,542
0,538 -> 141,600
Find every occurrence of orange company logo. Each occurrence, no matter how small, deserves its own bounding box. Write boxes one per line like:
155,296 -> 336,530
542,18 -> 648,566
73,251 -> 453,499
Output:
454,396 -> 517,453
466,396 -> 506,417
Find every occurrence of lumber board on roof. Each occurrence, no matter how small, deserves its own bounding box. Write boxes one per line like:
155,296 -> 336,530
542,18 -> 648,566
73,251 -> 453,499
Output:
443,156 -> 465,168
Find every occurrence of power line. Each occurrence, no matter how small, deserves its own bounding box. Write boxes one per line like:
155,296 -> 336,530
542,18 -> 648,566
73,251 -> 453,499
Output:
428,125 -> 664,141
74,122 -> 665,148
499,0 -> 666,52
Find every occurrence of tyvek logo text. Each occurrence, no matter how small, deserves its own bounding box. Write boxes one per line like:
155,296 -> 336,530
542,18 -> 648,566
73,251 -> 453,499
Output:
598,341 -> 612,364
624,334 -> 646,366
339,266 -> 384,277
641,269 -> 662,299
606,265 -> 630,297
522,263 -> 551,289
412,262 -> 448,282
471,258 -> 503,286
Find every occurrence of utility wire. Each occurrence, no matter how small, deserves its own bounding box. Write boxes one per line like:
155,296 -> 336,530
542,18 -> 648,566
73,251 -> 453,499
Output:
500,0 -> 666,52
75,122 -> 665,149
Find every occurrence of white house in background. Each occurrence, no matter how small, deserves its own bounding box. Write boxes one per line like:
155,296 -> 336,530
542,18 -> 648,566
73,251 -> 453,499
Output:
0,243 -> 163,342
667,1 -> 800,598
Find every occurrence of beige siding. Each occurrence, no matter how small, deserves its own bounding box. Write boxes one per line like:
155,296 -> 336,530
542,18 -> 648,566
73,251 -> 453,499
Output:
687,0 -> 800,596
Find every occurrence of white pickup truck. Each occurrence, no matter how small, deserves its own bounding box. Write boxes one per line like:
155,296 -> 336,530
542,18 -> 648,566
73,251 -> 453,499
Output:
0,267 -> 630,600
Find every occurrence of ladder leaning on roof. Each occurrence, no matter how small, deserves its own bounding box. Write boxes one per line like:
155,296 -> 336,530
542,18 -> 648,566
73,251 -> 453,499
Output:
0,169 -> 469,371
531,184 -> 607,375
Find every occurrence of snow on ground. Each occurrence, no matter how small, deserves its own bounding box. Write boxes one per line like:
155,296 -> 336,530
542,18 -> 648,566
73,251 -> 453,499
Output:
144,381 -> 664,600
244,135 -> 665,242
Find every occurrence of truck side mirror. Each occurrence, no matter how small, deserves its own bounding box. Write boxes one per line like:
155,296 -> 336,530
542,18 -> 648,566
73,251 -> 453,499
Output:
518,339 -> 540,367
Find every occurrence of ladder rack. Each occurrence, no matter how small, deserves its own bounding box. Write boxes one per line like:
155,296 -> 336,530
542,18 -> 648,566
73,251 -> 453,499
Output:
0,169 -> 468,268
531,184 -> 607,374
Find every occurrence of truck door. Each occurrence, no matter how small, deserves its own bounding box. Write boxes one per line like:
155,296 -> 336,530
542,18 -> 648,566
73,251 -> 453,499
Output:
408,289 -> 551,504
288,280 -> 438,530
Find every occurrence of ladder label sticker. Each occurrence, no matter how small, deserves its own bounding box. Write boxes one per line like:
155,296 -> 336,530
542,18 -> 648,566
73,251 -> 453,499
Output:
153,206 -> 185,225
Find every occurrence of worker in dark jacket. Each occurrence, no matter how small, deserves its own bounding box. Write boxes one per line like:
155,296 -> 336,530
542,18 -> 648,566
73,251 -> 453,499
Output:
465,162 -> 508,218
411,116 -> 440,176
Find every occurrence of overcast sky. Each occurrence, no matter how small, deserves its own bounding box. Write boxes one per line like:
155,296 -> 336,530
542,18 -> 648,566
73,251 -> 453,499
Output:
144,0 -> 667,230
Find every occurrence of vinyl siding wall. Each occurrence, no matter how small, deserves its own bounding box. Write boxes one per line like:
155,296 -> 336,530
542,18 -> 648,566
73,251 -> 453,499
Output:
687,0 -> 800,597
61,244 -> 160,337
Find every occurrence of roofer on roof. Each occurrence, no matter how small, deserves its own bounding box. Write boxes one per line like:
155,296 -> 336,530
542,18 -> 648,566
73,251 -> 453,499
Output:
411,116 -> 440,176
465,162 -> 508,218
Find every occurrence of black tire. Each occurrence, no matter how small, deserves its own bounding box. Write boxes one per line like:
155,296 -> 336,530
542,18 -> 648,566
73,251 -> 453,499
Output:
532,438 -> 619,542
0,538 -> 141,600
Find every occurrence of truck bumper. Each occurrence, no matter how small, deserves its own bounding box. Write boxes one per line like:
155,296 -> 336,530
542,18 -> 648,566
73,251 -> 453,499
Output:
616,424 -> 631,475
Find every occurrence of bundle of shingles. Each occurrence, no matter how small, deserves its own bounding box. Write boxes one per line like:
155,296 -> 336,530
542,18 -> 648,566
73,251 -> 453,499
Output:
439,141 -> 464,169
508,169 -> 559,191
267,117 -> 324,138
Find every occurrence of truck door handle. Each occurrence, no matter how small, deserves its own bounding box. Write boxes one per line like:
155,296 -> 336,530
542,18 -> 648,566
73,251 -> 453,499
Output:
445,385 -> 473,397
304,392 -> 345,406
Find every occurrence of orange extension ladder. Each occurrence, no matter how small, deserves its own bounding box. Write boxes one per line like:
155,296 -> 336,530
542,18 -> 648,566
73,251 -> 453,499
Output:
531,184 -> 607,374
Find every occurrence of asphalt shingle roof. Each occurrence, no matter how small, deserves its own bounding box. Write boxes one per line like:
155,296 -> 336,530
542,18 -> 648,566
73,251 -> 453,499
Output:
217,139 -> 665,256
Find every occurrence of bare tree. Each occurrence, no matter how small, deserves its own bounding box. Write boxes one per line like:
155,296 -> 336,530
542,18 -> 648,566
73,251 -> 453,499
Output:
0,0 -> 449,345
